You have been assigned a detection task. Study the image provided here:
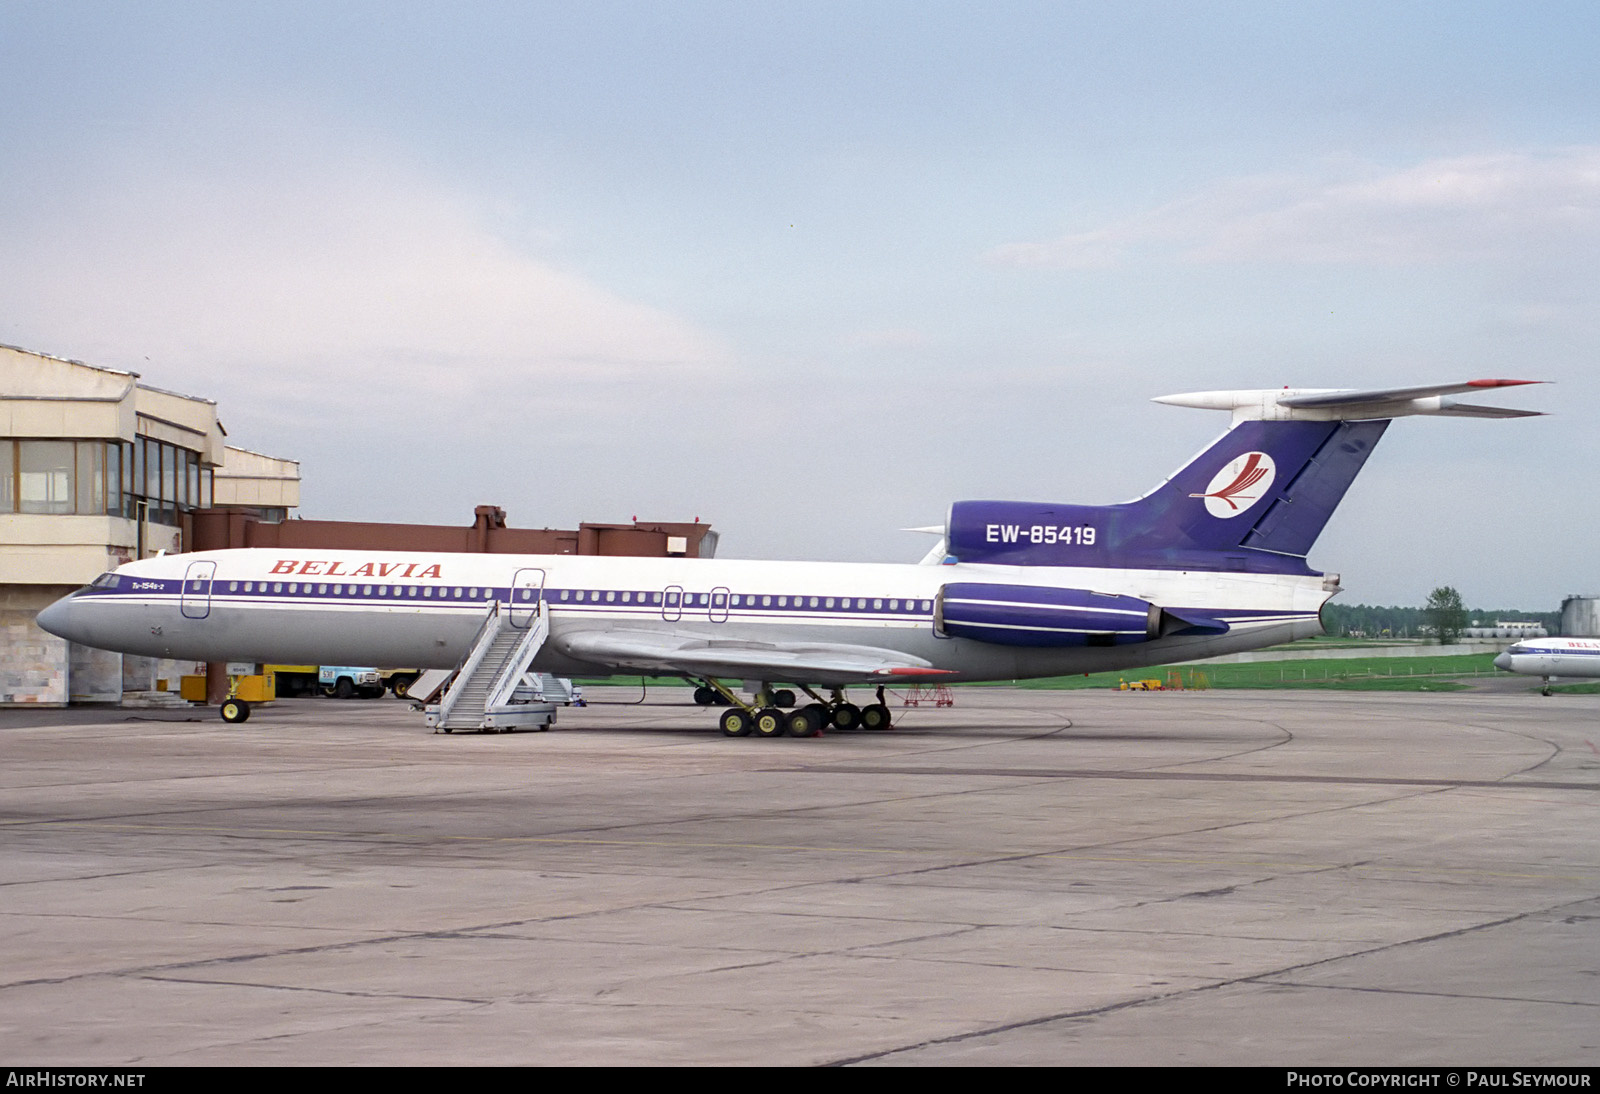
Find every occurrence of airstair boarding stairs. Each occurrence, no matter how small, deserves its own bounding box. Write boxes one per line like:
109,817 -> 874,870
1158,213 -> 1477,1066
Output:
426,600 -> 557,733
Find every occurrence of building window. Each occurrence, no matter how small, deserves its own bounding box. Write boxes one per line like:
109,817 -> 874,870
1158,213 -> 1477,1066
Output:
18,441 -> 75,514
120,441 -> 134,518
159,441 -> 176,524
74,440 -> 106,515
90,436 -> 207,525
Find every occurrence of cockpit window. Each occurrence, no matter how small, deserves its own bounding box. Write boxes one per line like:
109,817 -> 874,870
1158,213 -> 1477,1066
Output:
90,572 -> 121,589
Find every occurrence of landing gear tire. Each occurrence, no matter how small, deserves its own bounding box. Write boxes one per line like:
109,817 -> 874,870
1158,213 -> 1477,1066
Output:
220,698 -> 250,724
831,703 -> 862,731
720,708 -> 753,737
775,689 -> 796,708
753,707 -> 786,737
861,703 -> 892,730
787,707 -> 823,738
694,686 -> 718,706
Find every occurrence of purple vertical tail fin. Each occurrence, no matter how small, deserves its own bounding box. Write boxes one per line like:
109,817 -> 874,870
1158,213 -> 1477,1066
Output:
945,418 -> 1389,574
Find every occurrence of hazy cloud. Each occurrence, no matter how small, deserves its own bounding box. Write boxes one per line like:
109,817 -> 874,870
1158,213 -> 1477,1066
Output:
987,149 -> 1600,269
0,131 -> 732,406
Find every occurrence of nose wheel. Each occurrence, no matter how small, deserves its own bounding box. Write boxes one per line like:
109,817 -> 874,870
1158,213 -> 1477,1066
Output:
220,698 -> 251,723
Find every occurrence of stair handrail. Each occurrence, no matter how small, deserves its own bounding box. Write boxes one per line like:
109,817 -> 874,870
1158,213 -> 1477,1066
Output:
484,603 -> 549,713
436,601 -> 503,726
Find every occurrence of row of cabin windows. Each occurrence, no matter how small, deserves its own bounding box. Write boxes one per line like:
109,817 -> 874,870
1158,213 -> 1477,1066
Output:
228,582 -> 494,598
559,589 -> 930,612
212,579 -> 931,613
0,438 -> 212,523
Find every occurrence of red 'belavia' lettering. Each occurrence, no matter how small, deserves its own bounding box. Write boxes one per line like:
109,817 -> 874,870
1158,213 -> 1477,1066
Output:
269,559 -> 443,580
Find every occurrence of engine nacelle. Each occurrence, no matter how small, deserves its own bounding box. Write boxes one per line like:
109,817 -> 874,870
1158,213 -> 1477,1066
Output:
937,583 -> 1154,648
935,583 -> 1229,648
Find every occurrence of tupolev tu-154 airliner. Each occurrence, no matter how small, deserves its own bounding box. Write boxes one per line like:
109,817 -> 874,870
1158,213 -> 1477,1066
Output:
37,380 -> 1543,735
1494,638 -> 1600,695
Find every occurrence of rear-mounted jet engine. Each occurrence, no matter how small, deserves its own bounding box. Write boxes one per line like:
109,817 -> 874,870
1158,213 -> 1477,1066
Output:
935,583 -> 1228,648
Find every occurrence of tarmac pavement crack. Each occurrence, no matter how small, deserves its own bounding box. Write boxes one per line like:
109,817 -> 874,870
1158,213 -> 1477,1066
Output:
814,784 -> 1454,889
826,893 -> 1600,1065
1254,979 -> 1600,1008
138,973 -> 490,1005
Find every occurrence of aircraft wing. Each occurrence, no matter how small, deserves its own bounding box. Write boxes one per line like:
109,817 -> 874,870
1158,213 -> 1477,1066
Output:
554,630 -> 953,685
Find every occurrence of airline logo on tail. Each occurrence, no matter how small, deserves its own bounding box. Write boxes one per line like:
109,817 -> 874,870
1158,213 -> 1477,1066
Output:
1192,452 -> 1276,518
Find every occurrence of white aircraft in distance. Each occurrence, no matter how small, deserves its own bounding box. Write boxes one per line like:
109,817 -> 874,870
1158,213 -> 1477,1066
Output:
38,379 -> 1544,734
1494,638 -> 1600,695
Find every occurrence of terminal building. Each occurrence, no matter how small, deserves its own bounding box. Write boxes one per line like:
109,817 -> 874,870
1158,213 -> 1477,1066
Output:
1,344 -> 714,707
0,346 -> 288,704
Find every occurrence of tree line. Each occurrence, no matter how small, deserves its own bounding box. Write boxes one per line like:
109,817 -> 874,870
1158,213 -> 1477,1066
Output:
1322,597 -> 1559,639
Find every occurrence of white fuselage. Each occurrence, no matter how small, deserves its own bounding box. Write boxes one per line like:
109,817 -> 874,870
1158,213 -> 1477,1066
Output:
39,547 -> 1330,684
1493,638 -> 1600,680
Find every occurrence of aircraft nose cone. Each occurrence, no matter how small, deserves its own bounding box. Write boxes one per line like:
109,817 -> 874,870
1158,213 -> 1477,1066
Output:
35,596 -> 77,642
1493,652 -> 1512,672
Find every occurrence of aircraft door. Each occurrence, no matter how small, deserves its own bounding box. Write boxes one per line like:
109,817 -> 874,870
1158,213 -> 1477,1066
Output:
507,567 -> 546,628
180,560 -> 217,620
661,585 -> 683,622
709,587 -> 730,623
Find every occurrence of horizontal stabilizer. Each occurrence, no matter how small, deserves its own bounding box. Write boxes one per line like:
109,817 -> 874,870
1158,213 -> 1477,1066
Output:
1427,402 -> 1544,419
1276,379 -> 1540,408
1156,379 -> 1546,423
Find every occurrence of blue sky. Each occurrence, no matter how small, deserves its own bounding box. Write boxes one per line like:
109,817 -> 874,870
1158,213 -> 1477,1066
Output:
1,2 -> 1594,607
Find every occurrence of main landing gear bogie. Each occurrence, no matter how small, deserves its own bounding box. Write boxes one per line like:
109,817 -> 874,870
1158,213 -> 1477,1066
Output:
697,686 -> 798,709
701,679 -> 892,739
